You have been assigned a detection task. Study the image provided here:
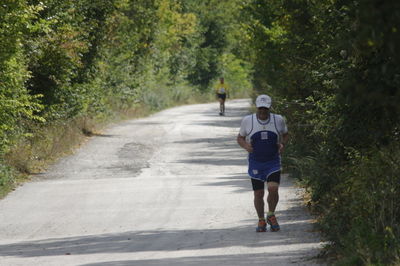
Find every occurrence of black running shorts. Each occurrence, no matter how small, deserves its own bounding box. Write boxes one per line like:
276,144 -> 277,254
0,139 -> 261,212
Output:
251,171 -> 281,190
217,93 -> 226,100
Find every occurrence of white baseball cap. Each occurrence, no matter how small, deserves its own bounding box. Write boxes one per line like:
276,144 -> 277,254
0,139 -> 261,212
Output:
255,94 -> 272,108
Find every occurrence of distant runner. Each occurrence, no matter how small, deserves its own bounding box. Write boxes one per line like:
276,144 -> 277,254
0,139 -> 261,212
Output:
215,77 -> 229,116
237,94 -> 289,232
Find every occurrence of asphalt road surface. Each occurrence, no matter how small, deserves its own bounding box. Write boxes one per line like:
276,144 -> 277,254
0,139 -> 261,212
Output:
0,99 -> 324,266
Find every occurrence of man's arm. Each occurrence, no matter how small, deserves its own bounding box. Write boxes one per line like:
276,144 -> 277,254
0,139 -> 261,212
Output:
278,132 -> 289,154
237,134 -> 253,153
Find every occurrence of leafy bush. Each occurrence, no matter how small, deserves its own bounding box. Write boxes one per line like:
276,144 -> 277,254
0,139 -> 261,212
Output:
321,145 -> 400,265
0,161 -> 14,197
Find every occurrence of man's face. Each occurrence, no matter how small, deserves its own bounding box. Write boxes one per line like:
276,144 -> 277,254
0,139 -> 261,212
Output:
257,107 -> 269,120
220,78 -> 224,83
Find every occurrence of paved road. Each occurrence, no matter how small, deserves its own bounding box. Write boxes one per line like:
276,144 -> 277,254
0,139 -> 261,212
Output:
0,99 -> 324,266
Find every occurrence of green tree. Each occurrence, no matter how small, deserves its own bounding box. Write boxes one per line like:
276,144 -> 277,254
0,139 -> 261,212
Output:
0,1 -> 44,155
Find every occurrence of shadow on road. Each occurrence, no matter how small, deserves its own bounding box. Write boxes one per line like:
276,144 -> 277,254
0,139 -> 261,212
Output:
79,251 -> 312,266
198,173 -> 250,193
197,172 -> 294,195
0,205 -> 322,263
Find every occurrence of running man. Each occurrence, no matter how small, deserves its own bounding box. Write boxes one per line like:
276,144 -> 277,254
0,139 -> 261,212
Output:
215,77 -> 229,115
237,94 -> 289,232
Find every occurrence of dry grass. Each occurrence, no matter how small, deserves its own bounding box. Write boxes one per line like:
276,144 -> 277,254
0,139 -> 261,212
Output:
7,118 -> 93,175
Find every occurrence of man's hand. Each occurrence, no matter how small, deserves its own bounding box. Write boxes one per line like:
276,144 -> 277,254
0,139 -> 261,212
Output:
244,142 -> 253,153
237,134 -> 253,153
278,143 -> 285,154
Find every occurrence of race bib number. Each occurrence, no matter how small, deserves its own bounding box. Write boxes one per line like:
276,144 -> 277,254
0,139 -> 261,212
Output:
261,132 -> 268,140
218,87 -> 226,93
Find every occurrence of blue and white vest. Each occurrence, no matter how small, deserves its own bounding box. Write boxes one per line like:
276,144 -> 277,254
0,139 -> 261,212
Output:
247,114 -> 282,162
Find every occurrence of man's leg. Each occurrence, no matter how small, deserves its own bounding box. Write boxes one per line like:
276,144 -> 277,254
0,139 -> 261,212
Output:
254,189 -> 265,218
254,189 -> 267,232
218,98 -> 223,114
251,178 -> 267,232
267,182 -> 279,212
266,170 -> 281,231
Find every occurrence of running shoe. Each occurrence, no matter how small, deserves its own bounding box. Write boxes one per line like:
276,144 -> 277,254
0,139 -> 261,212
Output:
256,219 -> 267,232
267,215 -> 280,232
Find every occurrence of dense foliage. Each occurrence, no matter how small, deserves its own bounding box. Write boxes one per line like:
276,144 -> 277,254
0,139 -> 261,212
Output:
240,0 -> 400,264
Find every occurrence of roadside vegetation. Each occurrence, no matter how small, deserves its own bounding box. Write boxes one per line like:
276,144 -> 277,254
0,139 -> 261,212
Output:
239,1 -> 400,265
1,0 -> 399,265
